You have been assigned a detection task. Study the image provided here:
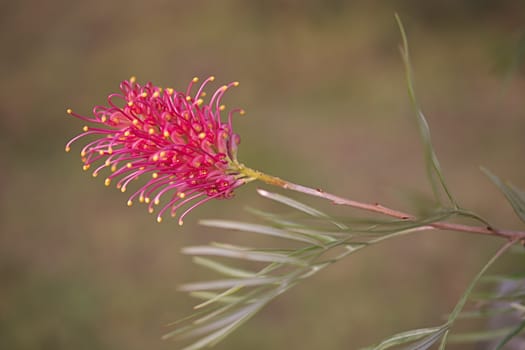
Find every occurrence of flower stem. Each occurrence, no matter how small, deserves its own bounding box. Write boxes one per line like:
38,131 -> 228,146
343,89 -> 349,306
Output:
242,166 -> 525,242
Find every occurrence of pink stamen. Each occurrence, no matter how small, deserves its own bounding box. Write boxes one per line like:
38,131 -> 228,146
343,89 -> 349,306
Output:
66,76 -> 249,224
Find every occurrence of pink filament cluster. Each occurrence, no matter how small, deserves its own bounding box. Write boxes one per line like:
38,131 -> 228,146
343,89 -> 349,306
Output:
66,76 -> 247,224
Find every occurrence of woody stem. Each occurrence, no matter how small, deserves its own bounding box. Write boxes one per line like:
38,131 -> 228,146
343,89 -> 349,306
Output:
240,166 -> 525,242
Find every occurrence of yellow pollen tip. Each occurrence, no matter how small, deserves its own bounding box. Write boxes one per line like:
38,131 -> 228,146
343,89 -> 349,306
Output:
82,126 -> 89,132
124,130 -> 131,137
192,77 -> 199,83
178,219 -> 184,226
166,88 -> 174,95
127,200 -> 133,207
139,196 -> 145,203
65,146 -> 71,152
198,132 -> 206,139
145,197 -> 151,204
196,99 -> 203,106
107,147 -> 113,154
201,91 -> 207,97
126,162 -> 132,168
219,105 -> 226,111
157,217 -> 163,223
178,192 -> 186,199
239,109 -> 246,116
154,198 -> 160,205
141,92 -> 148,98
104,178 -> 111,186
82,164 -> 90,171
209,76 -> 215,81
152,91 -> 160,98
110,164 -> 117,172
66,108 -> 72,115
160,151 -> 166,158
127,101 -> 134,107
233,81 -> 240,87
101,116 -> 107,122
121,186 -> 127,193
152,173 -> 158,179
80,150 -> 86,157
186,96 -> 192,101
105,160 -> 110,166
132,119 -> 139,125
163,130 -> 170,138
148,207 -> 154,214
130,76 -> 137,83
92,172 -> 98,178
152,155 -> 159,162
148,128 -> 155,135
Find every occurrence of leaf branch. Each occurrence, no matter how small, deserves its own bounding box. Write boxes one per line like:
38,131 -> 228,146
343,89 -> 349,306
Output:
251,173 -> 525,242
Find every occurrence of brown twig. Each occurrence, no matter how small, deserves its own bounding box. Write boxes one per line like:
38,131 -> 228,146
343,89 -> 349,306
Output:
245,168 -> 525,242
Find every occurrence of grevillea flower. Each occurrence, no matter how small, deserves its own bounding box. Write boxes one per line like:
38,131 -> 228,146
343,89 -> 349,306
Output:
66,76 -> 259,225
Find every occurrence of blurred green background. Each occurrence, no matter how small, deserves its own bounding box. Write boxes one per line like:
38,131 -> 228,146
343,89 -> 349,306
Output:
1,1 -> 525,349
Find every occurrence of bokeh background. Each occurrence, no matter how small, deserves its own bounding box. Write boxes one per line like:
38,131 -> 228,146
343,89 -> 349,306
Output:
1,1 -> 525,349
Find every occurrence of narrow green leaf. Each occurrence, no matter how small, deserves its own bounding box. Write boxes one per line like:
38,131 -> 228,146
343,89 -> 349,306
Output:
200,220 -> 325,245
192,257 -> 257,278
367,325 -> 447,350
448,326 -> 518,343
438,330 -> 449,350
448,242 -> 515,321
257,189 -> 348,229
180,287 -> 287,350
179,276 -> 282,292
287,227 -> 341,243
180,299 -> 267,350
164,305 -> 221,328
363,210 -> 454,235
210,242 -> 311,258
451,307 -> 517,320
190,291 -> 244,305
438,240 -> 516,348
481,273 -> 525,283
469,291 -> 525,302
453,208 -> 492,227
245,207 -> 306,228
182,299 -> 265,339
494,319 -> 525,350
163,289 -> 264,339
403,326 -> 448,350
191,288 -> 262,326
182,245 -> 306,266
395,13 -> 456,208
256,189 -> 328,217
482,167 -> 525,223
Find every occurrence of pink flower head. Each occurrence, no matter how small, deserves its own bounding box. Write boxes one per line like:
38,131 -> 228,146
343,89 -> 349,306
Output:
66,76 -> 251,225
